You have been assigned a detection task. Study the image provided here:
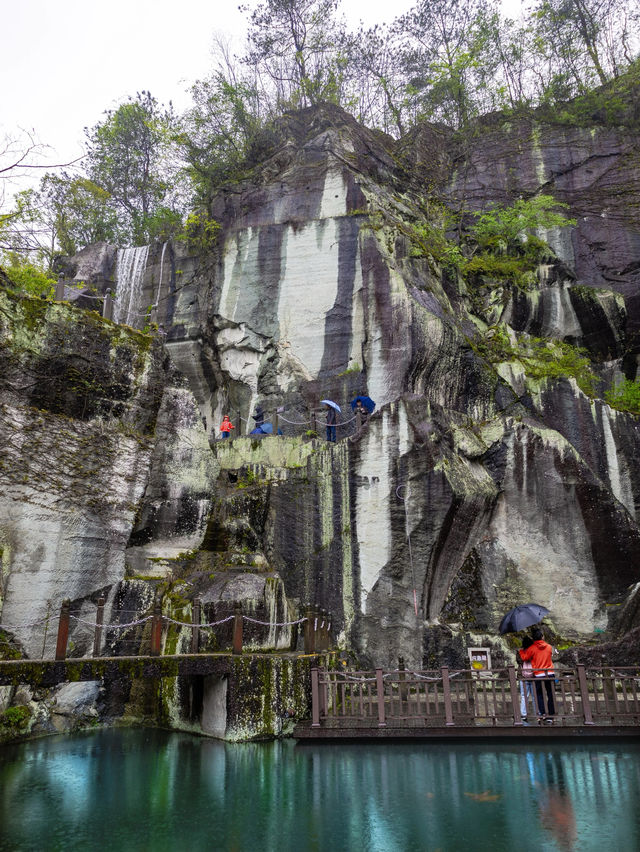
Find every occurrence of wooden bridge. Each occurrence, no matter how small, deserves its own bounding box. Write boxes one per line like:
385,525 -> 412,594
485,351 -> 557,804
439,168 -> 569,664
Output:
294,664 -> 640,740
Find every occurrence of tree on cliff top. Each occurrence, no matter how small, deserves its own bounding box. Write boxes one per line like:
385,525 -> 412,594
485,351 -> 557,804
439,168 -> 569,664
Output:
531,0 -> 639,96
84,91 -> 183,245
392,0 -> 496,127
240,0 -> 347,108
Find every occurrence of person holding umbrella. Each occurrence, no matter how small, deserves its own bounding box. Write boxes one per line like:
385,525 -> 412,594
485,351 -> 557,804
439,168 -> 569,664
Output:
321,399 -> 340,442
518,626 -> 556,723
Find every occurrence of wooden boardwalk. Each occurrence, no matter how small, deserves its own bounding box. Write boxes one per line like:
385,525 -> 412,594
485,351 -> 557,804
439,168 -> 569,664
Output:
295,665 -> 640,741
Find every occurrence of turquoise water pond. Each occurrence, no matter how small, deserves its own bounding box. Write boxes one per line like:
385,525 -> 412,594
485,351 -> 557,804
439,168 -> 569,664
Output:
1,730 -> 639,851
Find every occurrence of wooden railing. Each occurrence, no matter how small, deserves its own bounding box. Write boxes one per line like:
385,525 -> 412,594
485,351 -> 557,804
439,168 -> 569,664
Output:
310,665 -> 640,729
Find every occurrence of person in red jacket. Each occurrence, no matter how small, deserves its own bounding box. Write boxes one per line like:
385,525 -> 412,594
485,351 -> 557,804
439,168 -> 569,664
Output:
219,415 -> 234,440
519,626 -> 556,722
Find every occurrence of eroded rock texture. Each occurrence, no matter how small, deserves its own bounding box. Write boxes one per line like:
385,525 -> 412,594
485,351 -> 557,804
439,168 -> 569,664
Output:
2,102 -> 640,708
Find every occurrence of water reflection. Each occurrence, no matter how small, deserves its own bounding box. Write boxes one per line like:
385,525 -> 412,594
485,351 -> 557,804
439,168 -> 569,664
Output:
1,731 -> 639,851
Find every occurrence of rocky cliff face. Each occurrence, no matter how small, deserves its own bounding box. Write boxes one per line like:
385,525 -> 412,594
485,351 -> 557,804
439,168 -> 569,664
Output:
2,102 -> 640,725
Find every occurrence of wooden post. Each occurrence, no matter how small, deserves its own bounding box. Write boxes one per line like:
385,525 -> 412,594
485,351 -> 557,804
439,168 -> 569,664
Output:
150,604 -> 163,656
398,656 -> 408,707
233,603 -> 243,655
92,596 -> 105,658
356,408 -> 362,431
304,606 -> 316,654
55,599 -> 71,661
508,665 -> 523,726
191,598 -> 201,654
577,664 -> 595,725
441,667 -> 455,726
311,409 -> 317,435
274,410 -> 279,436
55,276 -> 65,301
603,666 -> 617,716
311,668 -> 321,727
103,288 -> 114,321
376,668 -> 386,727
237,409 -> 242,437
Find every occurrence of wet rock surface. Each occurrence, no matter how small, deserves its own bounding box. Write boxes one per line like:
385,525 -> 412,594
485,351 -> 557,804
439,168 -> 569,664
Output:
2,103 -> 640,738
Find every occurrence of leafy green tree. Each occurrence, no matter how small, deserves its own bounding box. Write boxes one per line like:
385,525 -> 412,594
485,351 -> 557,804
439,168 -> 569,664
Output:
530,0 -> 639,99
605,377 -> 640,414
393,0 -> 495,127
339,24 -> 408,135
180,71 -> 264,201
36,172 -> 121,256
85,91 -> 182,244
469,195 -> 576,249
0,251 -> 56,297
240,0 -> 347,108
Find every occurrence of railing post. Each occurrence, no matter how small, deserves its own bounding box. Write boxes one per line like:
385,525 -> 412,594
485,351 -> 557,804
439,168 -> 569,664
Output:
274,409 -> 279,436
508,665 -> 523,726
304,606 -> 316,654
237,409 -> 242,437
577,664 -> 595,725
441,667 -> 455,726
55,599 -> 71,661
603,666 -> 616,714
233,603 -> 243,655
191,597 -> 201,654
102,288 -> 114,321
398,656 -> 408,706
311,409 -> 317,435
150,604 -> 163,656
376,668 -> 386,727
311,667 -> 321,727
356,408 -> 362,431
92,596 -> 105,658
55,276 -> 65,301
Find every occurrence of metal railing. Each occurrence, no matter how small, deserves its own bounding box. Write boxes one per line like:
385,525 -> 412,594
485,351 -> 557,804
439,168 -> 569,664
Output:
311,665 -> 640,728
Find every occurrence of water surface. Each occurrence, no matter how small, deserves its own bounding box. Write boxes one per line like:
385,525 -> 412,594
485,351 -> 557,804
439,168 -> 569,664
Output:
1,730 -> 639,851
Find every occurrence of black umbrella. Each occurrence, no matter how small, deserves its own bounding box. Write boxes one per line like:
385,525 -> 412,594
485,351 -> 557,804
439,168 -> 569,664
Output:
498,603 -> 550,634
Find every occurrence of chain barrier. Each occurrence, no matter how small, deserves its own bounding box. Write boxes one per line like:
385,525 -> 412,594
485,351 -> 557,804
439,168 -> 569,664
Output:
164,615 -> 234,629
242,615 -> 308,628
69,614 -> 153,630
18,612 -> 310,633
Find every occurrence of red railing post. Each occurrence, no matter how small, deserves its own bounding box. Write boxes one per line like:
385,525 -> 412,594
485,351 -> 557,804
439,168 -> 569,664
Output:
508,665 -> 523,726
441,667 -> 455,726
92,596 -> 105,658
150,604 -> 163,656
191,597 -> 201,654
577,664 -> 595,725
55,599 -> 71,661
376,668 -> 386,727
311,667 -> 321,727
233,603 -> 243,655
